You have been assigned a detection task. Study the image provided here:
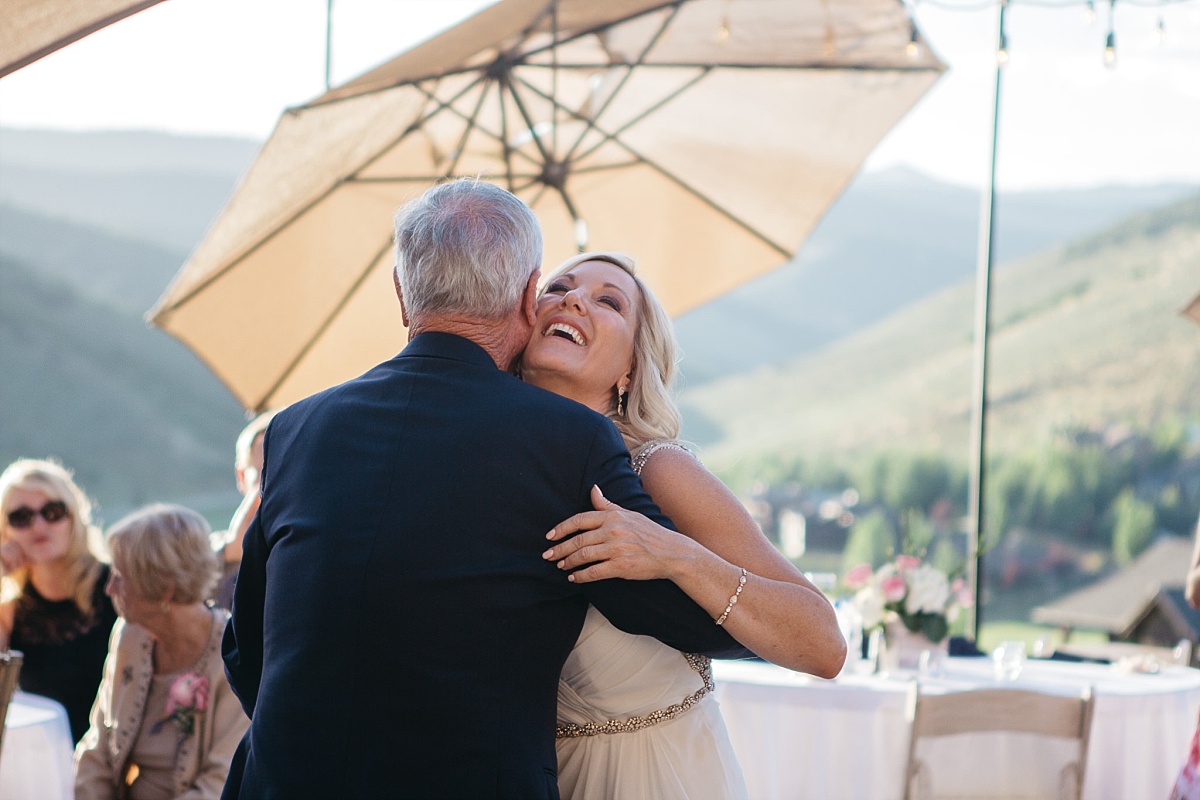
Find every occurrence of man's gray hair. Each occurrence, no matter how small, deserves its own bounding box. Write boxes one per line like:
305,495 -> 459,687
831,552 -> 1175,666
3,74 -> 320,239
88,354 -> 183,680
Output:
394,179 -> 543,320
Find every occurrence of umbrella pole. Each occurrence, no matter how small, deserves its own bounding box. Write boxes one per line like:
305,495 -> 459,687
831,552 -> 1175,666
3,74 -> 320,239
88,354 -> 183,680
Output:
966,0 -> 1007,643
325,0 -> 334,90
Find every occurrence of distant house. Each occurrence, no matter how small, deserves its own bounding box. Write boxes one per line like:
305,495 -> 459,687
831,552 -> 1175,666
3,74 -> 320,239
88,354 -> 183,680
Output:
1032,536 -> 1198,662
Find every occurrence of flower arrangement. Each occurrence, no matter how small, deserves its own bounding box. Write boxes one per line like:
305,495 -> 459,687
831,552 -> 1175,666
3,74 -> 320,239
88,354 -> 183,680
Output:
844,555 -> 973,644
153,672 -> 209,737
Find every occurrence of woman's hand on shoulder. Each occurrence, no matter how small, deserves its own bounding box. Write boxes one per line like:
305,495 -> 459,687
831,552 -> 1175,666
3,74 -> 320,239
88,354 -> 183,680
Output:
0,539 -> 27,575
544,485 -> 701,583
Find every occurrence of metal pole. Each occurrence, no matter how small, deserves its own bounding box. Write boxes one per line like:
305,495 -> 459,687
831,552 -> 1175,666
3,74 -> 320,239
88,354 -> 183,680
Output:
325,0 -> 334,90
966,0 -> 1006,642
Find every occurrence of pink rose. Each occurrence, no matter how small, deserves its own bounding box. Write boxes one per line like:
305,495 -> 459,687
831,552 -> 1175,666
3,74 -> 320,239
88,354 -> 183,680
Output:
881,574 -> 907,602
895,555 -> 921,571
952,578 -> 974,607
845,563 -> 873,588
166,673 -> 209,715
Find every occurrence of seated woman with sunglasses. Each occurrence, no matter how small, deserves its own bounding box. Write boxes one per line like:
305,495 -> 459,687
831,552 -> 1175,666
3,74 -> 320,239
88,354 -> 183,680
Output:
0,458 -> 117,742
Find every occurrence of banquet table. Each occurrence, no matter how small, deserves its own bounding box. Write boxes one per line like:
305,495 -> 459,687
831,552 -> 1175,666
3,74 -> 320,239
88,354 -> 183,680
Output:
713,656 -> 1200,800
0,692 -> 74,800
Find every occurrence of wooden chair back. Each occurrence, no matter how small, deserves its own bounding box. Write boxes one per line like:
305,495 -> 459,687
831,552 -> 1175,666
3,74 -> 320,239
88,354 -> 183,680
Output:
0,650 -> 24,763
903,681 -> 1094,800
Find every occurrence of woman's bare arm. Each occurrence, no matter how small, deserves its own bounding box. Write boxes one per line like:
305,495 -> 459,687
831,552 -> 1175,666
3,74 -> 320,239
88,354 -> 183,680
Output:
546,447 -> 846,677
1186,515 -> 1200,609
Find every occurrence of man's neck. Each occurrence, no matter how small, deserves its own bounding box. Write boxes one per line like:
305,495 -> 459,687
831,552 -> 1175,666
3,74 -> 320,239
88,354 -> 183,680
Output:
409,315 -> 526,371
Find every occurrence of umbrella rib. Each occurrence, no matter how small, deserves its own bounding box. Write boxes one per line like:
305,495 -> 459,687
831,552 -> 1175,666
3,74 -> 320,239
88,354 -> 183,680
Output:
610,140 -> 791,258
299,2 -> 685,110
254,238 -> 394,413
158,75 -> 489,313
349,73 -> 489,180
500,67 -> 514,191
351,173 -> 544,184
511,67 -> 710,167
519,60 -> 943,73
551,1 -> 560,157
518,1 -> 684,66
442,74 -> 495,178
503,78 -> 556,170
560,1 -> 684,162
409,81 -> 546,175
567,160 -> 640,175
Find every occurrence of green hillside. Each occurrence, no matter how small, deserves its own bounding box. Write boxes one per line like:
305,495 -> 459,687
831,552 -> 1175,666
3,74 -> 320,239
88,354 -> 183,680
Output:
0,204 -> 186,314
681,193 -> 1200,474
0,251 -> 246,525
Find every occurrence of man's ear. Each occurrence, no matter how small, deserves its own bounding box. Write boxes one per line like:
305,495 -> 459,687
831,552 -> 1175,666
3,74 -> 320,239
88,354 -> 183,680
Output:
522,269 -> 541,328
394,266 -> 409,328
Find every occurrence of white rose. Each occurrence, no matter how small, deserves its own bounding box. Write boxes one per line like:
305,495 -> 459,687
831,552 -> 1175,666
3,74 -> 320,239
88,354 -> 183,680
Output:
904,565 -> 950,616
854,586 -> 886,630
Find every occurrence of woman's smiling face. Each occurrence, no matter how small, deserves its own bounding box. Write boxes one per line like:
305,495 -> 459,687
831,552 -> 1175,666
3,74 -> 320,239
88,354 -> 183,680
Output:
521,259 -> 640,414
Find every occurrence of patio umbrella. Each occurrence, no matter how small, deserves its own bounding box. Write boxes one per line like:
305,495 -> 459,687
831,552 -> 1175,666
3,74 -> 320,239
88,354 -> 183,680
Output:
0,0 -> 166,78
149,0 -> 945,413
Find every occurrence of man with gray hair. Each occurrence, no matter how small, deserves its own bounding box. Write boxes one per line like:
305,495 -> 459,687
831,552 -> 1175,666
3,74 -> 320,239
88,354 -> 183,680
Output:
221,179 -> 745,799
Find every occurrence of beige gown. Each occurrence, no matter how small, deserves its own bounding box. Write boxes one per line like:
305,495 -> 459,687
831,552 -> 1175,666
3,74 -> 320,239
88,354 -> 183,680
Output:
555,441 -> 749,800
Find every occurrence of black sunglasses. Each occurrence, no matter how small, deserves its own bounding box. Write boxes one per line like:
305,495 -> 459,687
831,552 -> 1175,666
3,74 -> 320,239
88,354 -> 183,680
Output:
6,500 -> 70,529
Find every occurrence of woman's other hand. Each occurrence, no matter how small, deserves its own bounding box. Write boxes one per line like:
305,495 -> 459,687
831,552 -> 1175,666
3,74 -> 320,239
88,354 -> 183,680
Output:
544,485 -> 699,583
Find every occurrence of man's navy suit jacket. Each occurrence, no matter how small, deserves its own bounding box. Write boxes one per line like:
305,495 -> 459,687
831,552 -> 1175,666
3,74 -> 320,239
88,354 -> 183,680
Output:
221,332 -> 748,800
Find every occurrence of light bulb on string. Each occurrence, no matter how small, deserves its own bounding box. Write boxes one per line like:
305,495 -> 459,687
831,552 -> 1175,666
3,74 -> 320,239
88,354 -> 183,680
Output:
1157,15 -> 1165,45
1104,0 -> 1117,68
906,19 -> 920,59
716,16 -> 731,44
1083,0 -> 1096,25
997,28 -> 1009,66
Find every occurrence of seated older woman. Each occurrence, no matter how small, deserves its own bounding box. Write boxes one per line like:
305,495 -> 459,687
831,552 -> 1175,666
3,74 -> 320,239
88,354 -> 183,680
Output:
75,504 -> 249,800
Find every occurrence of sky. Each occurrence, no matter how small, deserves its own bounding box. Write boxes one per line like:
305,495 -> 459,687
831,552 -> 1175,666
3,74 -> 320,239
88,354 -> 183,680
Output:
0,0 -> 1197,191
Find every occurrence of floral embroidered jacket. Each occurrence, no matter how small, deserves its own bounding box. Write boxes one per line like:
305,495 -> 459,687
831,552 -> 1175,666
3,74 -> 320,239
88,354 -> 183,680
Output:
74,610 -> 249,800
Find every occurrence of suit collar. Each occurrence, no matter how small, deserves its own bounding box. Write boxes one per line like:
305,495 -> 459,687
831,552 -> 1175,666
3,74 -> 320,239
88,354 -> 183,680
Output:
400,331 -> 501,371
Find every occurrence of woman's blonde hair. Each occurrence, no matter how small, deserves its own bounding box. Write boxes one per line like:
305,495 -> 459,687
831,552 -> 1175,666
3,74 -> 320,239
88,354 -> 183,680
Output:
106,504 -> 218,606
0,458 -> 106,613
539,252 -> 681,450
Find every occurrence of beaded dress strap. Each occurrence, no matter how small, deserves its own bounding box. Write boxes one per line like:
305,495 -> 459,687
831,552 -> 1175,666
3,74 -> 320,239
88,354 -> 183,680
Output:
630,440 -> 692,477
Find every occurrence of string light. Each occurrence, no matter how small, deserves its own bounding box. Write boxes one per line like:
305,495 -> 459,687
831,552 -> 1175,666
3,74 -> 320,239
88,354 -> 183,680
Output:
906,0 -> 1193,71
716,16 -> 731,44
906,18 -> 922,58
1104,0 -> 1117,66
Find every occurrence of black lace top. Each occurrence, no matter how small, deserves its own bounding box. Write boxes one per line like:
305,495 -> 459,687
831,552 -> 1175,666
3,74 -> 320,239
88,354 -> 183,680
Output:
9,563 -> 118,742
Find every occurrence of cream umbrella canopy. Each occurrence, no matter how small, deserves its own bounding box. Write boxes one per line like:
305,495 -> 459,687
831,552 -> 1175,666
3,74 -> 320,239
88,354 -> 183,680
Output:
0,0 -> 166,78
149,0 -> 945,413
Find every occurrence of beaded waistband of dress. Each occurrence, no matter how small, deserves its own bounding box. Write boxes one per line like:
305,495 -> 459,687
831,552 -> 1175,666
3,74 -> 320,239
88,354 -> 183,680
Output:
555,654 -> 713,739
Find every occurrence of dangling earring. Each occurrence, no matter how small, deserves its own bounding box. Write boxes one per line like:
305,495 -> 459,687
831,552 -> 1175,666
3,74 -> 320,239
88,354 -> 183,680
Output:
616,385 -> 627,416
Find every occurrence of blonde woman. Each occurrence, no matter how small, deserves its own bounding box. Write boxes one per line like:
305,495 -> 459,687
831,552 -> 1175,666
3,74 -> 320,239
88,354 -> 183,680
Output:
0,458 -> 116,742
75,504 -> 249,800
522,252 -> 846,799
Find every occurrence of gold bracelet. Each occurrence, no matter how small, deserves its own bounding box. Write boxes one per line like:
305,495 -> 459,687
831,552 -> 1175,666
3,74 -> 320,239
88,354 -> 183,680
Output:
715,567 -> 748,626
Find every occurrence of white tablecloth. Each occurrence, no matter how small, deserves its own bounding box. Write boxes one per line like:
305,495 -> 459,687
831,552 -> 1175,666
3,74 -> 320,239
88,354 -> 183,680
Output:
713,657 -> 1200,800
1,692 -> 75,800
